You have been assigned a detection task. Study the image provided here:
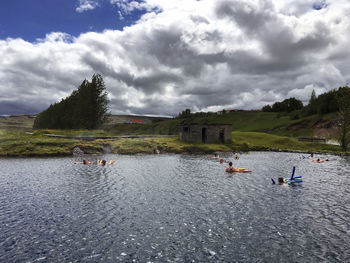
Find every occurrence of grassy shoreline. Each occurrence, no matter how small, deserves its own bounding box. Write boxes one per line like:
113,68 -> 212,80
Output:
0,129 -> 347,157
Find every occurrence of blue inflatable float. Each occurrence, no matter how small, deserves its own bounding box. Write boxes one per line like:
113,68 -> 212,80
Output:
284,166 -> 302,184
272,166 -> 303,185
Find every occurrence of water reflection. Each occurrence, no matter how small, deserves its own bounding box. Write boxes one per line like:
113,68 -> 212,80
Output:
0,152 -> 349,262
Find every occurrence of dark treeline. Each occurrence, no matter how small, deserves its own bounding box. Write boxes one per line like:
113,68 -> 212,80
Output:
336,87 -> 350,151
262,97 -> 303,113
262,86 -> 350,116
177,108 -> 217,119
33,74 -> 109,129
305,89 -> 338,115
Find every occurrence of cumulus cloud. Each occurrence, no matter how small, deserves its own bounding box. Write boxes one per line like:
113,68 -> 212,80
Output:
1,0 -> 350,115
76,0 -> 100,12
75,0 -> 155,18
110,0 -> 151,13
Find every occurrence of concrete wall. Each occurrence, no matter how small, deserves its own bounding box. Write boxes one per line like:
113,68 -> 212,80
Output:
179,124 -> 232,143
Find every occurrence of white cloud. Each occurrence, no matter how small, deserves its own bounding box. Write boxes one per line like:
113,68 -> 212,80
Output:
75,0 -> 154,17
76,0 -> 99,13
287,84 -> 327,104
1,0 -> 350,115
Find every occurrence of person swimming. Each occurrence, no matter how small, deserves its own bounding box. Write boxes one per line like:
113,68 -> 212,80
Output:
97,159 -> 114,165
278,177 -> 284,184
211,153 -> 219,159
226,162 -> 238,173
74,160 -> 91,164
312,158 -> 326,163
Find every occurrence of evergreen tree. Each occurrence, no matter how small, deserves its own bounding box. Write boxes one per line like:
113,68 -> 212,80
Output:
305,90 -> 317,115
262,105 -> 272,112
33,74 -> 109,129
270,97 -> 303,112
336,86 -> 350,151
178,108 -> 191,118
304,89 -> 339,116
315,89 -> 338,114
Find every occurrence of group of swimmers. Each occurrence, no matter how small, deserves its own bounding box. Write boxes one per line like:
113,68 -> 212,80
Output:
211,151 -> 332,186
272,152 -> 330,185
303,153 -> 329,163
213,152 -> 299,183
210,153 -> 251,173
75,159 -> 115,165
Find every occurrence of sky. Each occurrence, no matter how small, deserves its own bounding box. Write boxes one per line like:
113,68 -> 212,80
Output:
0,0 -> 350,116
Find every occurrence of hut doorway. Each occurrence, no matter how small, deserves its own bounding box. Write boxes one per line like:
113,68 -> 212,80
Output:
219,129 -> 225,143
202,128 -> 207,143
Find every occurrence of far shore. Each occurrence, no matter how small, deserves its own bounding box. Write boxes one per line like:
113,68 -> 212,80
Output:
1,147 -> 348,158
0,129 -> 347,158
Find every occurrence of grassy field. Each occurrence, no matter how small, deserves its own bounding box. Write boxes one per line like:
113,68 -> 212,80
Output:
106,111 -> 339,139
0,114 -> 170,131
0,111 -> 339,138
106,118 -> 182,135
231,131 -> 340,153
0,129 -> 235,157
0,115 -> 36,130
0,129 -> 344,157
177,111 -> 339,137
0,111 -> 343,157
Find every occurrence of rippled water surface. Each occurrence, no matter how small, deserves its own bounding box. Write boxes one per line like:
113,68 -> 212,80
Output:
1,152 -> 350,262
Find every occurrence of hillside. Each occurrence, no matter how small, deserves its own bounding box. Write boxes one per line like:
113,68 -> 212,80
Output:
0,115 -> 36,130
0,111 -> 340,140
0,114 -> 171,131
0,111 -> 344,157
108,111 -> 340,139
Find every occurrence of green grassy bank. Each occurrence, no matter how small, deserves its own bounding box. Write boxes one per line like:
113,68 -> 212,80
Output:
0,129 -> 345,157
1,111 -> 339,138
231,131 -> 340,153
105,111 -> 338,140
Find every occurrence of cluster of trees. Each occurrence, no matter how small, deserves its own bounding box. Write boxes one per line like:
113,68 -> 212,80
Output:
336,87 -> 350,151
33,74 -> 109,129
262,89 -> 342,116
304,89 -> 339,115
177,108 -> 216,119
262,97 -> 303,113
262,86 -> 350,151
177,108 -> 192,118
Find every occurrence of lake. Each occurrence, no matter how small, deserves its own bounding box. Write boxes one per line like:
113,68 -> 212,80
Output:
1,152 -> 350,262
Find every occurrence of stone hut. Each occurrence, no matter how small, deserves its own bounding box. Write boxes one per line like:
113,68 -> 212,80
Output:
179,123 -> 232,143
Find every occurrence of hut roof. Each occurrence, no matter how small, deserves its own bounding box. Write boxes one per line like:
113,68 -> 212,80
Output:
179,118 -> 231,126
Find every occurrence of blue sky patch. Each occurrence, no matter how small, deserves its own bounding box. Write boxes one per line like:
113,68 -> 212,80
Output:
0,0 -> 146,42
312,1 -> 328,11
